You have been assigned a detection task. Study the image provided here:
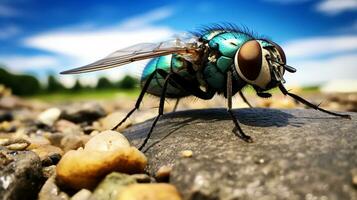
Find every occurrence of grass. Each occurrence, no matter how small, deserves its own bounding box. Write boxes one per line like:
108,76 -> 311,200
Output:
25,85 -> 320,102
26,88 -> 140,102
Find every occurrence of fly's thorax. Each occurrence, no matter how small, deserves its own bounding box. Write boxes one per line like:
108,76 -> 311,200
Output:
234,39 -> 286,90
200,31 -> 254,91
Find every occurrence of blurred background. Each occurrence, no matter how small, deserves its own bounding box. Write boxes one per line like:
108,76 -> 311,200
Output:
0,0 -> 356,112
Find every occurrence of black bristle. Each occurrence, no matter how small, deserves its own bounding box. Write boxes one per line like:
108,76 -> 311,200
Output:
191,22 -> 271,41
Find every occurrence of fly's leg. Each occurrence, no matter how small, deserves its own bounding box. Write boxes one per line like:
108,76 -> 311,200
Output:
227,70 -> 253,143
139,72 -> 172,151
278,84 -> 351,119
138,69 -> 215,151
238,91 -> 253,108
172,98 -> 180,112
112,71 -> 157,131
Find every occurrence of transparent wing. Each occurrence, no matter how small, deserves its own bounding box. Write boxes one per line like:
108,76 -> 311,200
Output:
60,35 -> 201,74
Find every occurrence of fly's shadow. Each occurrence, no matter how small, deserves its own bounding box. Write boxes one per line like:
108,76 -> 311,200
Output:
123,108 -> 296,148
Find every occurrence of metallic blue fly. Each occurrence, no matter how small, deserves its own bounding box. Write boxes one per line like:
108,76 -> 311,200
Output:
61,24 -> 351,151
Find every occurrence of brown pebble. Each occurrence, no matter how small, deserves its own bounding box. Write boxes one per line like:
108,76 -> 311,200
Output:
56,130 -> 147,190
180,150 -> 193,158
1,138 -> 30,150
155,165 -> 172,182
351,168 -> 357,187
117,183 -> 182,200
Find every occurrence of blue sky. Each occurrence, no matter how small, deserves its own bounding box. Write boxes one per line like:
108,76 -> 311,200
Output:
0,0 -> 356,87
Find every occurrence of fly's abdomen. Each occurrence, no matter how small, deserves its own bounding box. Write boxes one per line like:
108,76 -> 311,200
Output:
141,54 -> 193,98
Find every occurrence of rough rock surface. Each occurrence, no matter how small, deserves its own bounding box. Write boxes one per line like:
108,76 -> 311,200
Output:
124,108 -> 357,200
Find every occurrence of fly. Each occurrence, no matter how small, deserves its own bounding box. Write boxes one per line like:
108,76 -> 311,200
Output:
61,24 -> 351,151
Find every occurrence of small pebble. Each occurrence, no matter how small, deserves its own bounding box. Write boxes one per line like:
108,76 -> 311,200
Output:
42,165 -> 56,179
38,175 -> 69,200
155,165 -> 172,182
56,130 -> 147,189
97,112 -> 133,131
71,189 -> 92,200
180,150 -> 193,158
0,121 -> 15,132
85,130 -> 129,151
351,168 -> 357,187
130,174 -> 152,183
30,144 -> 63,166
117,183 -> 182,200
1,138 -> 30,150
92,172 -> 136,200
37,108 -> 61,126
54,120 -> 82,135
60,134 -> 85,152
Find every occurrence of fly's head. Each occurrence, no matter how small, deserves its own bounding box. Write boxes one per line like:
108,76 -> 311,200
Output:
234,39 -> 296,91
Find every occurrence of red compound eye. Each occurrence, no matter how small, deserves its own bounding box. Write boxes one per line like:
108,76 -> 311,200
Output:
237,40 -> 262,81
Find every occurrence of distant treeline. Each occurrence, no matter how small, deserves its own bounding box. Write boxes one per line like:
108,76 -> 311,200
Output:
0,67 -> 139,96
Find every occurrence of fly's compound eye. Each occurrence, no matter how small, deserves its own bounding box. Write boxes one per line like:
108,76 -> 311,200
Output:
234,40 -> 272,89
236,40 -> 262,81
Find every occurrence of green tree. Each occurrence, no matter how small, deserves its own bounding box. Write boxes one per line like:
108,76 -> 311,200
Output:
0,67 -> 12,87
0,67 -> 41,96
96,77 -> 114,89
117,75 -> 138,89
47,75 -> 65,92
71,79 -> 83,91
15,75 -> 41,95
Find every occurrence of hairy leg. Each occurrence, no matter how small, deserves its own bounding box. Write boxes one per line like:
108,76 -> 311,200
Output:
139,73 -> 172,151
112,71 -> 157,131
279,84 -> 351,119
227,70 -> 253,142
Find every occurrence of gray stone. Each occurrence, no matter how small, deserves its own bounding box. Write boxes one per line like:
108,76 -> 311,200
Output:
123,108 -> 357,200
61,102 -> 106,123
0,148 -> 44,200
91,172 -> 136,200
38,175 -> 69,200
0,111 -> 13,122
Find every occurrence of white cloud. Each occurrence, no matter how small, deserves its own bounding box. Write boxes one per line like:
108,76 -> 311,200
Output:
316,0 -> 357,14
0,4 -> 20,17
285,53 -> 357,86
264,0 -> 357,14
0,55 -> 60,71
23,6 -> 176,67
0,25 -> 21,39
4,6 -> 176,86
120,6 -> 174,29
283,35 -> 357,86
283,35 -> 357,58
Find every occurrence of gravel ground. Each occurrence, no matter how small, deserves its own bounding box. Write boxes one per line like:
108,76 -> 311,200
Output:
0,86 -> 356,200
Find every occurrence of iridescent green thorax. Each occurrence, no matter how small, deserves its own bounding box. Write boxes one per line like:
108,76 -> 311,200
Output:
201,31 -> 253,91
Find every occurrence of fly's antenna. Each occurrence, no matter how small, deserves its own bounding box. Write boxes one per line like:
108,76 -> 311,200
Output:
268,58 -> 297,73
283,64 -> 297,73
